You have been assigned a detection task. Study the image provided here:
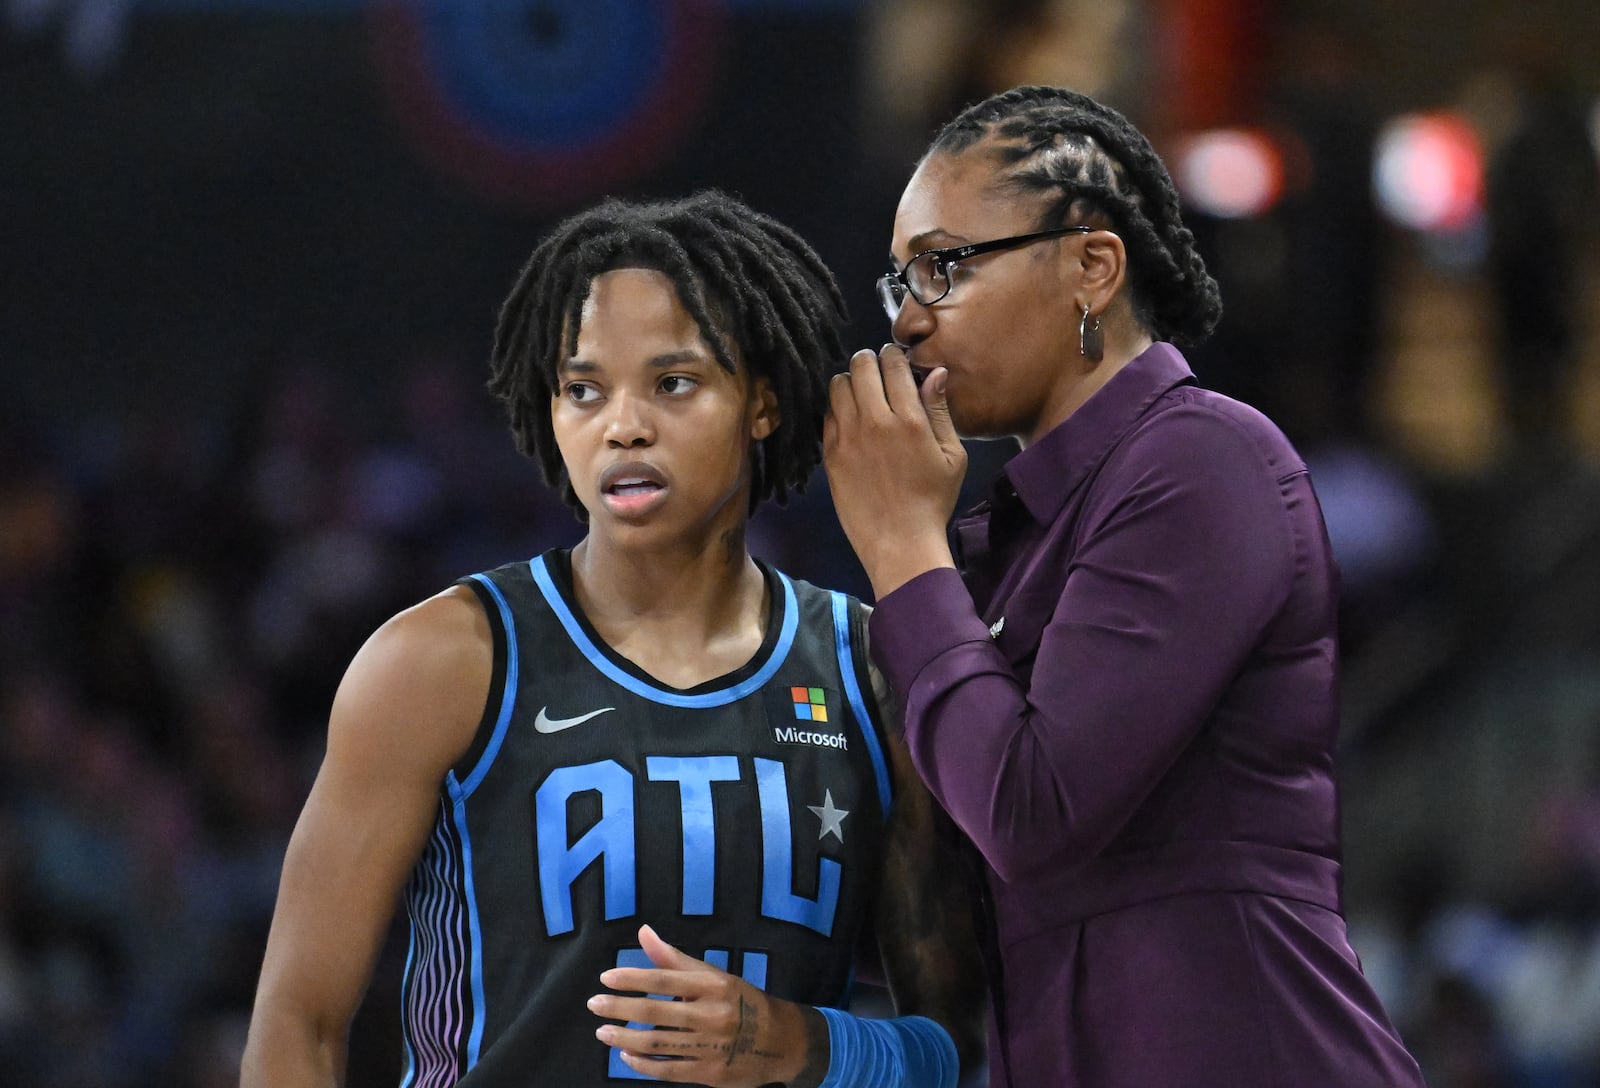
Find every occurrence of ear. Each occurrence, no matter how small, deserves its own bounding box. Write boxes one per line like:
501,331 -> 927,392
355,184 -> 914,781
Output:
1075,229 -> 1129,318
749,377 -> 781,441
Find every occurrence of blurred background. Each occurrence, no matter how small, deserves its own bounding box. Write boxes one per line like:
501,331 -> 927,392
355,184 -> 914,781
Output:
3,0 -> 1600,1084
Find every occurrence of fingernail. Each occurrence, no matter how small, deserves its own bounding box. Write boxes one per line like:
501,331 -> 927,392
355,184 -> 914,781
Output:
587,995 -> 604,1012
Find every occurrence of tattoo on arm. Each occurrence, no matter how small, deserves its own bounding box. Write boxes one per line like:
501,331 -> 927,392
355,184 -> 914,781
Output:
873,738 -> 988,1069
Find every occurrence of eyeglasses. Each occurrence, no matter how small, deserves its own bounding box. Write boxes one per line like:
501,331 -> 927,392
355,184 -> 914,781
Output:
876,226 -> 1094,321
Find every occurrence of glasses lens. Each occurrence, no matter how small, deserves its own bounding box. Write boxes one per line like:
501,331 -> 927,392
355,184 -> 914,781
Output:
877,274 -> 906,320
905,252 -> 949,307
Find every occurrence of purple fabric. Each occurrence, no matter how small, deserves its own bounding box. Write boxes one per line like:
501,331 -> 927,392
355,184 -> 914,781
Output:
869,344 -> 1422,1087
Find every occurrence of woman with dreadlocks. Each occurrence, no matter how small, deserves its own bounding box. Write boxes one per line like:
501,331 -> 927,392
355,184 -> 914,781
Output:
823,87 -> 1423,1087
242,191 -> 984,1088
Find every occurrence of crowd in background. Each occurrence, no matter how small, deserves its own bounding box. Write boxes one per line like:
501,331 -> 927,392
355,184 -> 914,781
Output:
3,328 -> 1600,1087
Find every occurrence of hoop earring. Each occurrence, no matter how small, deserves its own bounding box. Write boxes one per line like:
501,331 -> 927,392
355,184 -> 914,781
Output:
1079,305 -> 1104,362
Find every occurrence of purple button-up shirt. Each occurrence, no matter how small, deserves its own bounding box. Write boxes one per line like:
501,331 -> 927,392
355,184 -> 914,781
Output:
871,344 -> 1422,1087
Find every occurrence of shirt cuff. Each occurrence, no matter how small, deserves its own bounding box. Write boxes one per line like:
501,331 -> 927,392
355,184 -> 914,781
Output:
867,568 -> 992,700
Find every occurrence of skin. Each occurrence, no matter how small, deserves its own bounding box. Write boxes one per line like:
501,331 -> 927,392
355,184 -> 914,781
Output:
823,145 -> 1152,600
238,582 -> 491,1088
241,267 -> 984,1087
553,267 -> 780,688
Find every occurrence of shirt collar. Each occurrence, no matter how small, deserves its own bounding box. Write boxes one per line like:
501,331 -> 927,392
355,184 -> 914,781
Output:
1003,342 -> 1196,524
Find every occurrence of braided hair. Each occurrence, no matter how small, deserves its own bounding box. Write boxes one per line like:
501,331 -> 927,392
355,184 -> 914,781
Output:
489,190 -> 847,515
931,86 -> 1222,347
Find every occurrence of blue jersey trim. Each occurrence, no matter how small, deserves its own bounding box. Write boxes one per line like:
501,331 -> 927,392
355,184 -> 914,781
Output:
832,593 -> 892,821
529,554 -> 799,707
452,571 -> 512,1070
459,573 -> 520,797
398,923 -> 418,1088
452,789 -> 489,1068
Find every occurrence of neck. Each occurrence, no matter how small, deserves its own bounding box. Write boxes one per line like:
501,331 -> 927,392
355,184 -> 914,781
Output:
569,525 -> 767,650
1021,326 -> 1154,448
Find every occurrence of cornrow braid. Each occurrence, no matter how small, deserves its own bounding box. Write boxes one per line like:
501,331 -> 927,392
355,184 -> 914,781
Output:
488,190 -> 847,517
931,85 -> 1222,347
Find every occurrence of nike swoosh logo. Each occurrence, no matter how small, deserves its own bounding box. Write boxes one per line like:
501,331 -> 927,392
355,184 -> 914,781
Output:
534,706 -> 615,734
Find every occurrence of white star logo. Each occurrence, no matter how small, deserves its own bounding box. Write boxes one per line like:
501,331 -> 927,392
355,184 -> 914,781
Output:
807,790 -> 849,843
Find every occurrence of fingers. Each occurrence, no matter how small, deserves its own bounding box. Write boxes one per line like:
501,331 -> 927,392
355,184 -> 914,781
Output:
833,345 -> 929,422
918,366 -> 962,455
638,923 -> 694,970
589,991 -> 698,1030
845,346 -> 890,416
612,1045 -> 696,1081
826,363 -> 860,431
600,965 -> 717,999
875,343 -> 925,418
597,926 -> 721,1005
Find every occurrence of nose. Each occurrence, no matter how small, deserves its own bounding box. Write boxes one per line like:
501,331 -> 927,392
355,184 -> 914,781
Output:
890,293 -> 933,347
603,391 -> 655,448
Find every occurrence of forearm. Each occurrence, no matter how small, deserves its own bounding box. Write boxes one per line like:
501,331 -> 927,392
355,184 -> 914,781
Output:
240,1006 -> 347,1088
896,636 -> 1122,876
866,573 -> 1100,877
757,1002 -> 961,1088
807,1007 -> 959,1088
871,569 -> 1265,882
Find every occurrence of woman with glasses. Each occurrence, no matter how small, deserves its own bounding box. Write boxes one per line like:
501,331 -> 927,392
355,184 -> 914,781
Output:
823,86 -> 1424,1088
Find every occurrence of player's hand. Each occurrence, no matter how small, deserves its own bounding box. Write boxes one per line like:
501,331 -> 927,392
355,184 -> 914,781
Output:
823,344 -> 965,600
589,924 -> 818,1086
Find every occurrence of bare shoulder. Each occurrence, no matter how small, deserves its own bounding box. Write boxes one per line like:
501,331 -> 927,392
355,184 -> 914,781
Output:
327,583 -> 494,780
242,586 -> 495,1081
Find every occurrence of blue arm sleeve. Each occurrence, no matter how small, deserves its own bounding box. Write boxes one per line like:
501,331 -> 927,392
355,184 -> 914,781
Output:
814,1006 -> 959,1088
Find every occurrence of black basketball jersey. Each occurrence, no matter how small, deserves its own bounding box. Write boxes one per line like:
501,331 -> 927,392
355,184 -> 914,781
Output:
397,549 -> 894,1087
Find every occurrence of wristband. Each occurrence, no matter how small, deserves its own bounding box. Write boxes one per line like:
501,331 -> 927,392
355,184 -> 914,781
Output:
814,1005 -> 958,1088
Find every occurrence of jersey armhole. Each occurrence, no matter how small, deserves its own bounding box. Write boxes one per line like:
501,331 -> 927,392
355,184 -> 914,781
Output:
842,597 -> 895,820
453,576 -> 511,781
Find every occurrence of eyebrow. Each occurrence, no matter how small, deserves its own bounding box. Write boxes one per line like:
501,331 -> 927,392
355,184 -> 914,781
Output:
559,349 -> 709,374
900,230 -> 967,259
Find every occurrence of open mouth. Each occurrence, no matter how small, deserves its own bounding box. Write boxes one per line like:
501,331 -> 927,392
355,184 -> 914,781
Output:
598,463 -> 669,516
606,478 -> 664,498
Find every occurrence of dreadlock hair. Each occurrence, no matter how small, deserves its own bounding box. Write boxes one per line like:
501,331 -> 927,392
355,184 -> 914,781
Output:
488,190 -> 847,518
930,86 -> 1222,348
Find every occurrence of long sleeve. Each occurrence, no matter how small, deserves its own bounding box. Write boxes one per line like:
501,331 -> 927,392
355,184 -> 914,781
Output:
868,403 -> 1307,884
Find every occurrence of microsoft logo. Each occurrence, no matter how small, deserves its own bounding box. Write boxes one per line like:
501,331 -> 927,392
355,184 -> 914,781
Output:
790,686 -> 828,722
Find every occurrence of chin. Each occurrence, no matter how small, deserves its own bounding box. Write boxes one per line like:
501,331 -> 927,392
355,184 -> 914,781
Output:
948,403 -> 994,442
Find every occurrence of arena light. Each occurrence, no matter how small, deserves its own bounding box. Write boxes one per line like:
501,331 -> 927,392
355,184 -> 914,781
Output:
1373,111 -> 1484,232
1173,128 -> 1284,219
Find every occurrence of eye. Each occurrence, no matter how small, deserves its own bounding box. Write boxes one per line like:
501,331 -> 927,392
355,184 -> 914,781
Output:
659,374 -> 699,395
562,381 -> 599,403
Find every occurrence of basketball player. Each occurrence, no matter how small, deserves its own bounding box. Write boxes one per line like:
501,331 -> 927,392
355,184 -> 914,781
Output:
241,192 -> 984,1087
823,87 -> 1424,1087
